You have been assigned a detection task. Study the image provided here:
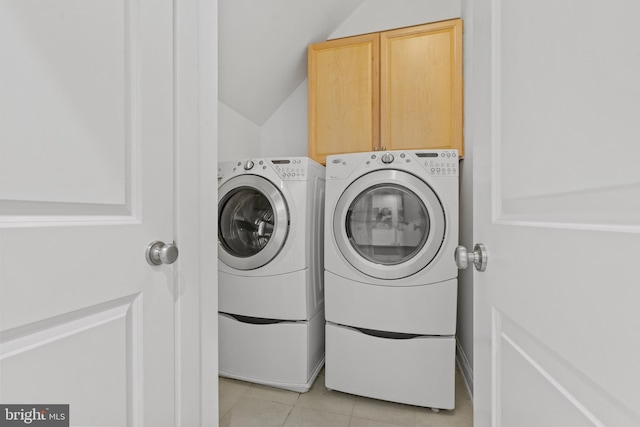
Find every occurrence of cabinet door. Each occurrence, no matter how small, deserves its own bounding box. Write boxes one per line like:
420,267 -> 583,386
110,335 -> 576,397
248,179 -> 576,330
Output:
308,34 -> 380,165
381,20 -> 463,156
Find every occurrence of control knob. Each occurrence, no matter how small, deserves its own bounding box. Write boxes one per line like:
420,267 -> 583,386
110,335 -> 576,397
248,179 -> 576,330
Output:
381,153 -> 395,164
244,160 -> 255,170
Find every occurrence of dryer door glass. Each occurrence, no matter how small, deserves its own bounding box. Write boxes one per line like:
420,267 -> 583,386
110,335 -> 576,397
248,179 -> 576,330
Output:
346,184 -> 430,265
333,169 -> 446,280
219,188 -> 274,257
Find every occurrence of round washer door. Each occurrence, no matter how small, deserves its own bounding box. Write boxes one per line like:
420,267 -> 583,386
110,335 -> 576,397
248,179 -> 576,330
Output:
333,169 -> 445,280
218,175 -> 289,270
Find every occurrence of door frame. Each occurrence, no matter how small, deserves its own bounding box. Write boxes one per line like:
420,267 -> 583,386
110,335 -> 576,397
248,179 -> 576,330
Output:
174,0 -> 218,425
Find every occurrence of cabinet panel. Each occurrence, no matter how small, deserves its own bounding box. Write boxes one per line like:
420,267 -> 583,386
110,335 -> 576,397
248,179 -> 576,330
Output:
308,19 -> 463,164
381,20 -> 463,155
308,34 -> 380,165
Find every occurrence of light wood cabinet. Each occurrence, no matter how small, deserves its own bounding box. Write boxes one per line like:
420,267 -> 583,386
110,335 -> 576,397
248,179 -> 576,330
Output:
308,19 -> 463,165
308,33 -> 380,165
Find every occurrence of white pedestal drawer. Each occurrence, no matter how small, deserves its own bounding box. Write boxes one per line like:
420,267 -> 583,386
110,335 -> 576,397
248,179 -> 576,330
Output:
325,322 -> 455,409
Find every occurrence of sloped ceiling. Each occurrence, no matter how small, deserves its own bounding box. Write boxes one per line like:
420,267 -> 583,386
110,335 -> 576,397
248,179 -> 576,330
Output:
218,0 -> 365,125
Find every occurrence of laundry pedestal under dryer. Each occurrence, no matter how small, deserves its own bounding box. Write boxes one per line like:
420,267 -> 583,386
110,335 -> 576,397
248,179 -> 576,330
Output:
323,150 -> 459,409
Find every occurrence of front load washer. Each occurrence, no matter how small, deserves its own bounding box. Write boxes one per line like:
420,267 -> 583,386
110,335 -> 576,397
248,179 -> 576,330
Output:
218,157 -> 325,392
324,150 -> 459,409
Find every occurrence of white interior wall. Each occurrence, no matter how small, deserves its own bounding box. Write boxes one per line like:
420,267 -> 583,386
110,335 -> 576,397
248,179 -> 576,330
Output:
329,0 -> 460,39
218,102 -> 261,161
260,81 -> 308,158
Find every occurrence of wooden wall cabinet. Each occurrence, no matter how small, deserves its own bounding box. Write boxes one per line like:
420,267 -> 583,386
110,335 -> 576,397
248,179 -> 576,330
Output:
308,19 -> 463,165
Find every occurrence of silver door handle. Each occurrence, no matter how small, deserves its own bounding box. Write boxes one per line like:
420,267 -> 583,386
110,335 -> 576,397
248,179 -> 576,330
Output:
146,241 -> 179,266
455,243 -> 487,272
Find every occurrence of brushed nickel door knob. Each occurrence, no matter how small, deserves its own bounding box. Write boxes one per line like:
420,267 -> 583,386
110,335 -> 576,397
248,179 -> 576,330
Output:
146,241 -> 179,266
455,243 -> 487,272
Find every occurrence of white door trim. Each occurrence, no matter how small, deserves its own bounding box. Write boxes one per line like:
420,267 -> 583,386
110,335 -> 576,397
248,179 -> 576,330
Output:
174,0 -> 218,425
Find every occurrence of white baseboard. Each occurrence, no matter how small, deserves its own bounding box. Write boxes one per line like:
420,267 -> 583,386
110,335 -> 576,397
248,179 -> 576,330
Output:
456,338 -> 474,402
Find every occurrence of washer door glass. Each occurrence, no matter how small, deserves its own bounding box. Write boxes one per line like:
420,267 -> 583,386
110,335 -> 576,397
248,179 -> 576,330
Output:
334,169 -> 445,280
346,184 -> 430,265
220,188 -> 274,256
218,175 -> 289,270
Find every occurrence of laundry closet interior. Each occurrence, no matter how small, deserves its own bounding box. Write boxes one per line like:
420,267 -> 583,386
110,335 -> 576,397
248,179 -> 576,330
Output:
217,1 -> 474,425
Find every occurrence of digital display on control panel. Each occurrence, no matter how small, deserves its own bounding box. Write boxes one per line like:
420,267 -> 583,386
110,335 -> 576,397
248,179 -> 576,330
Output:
271,160 -> 291,164
416,153 -> 439,158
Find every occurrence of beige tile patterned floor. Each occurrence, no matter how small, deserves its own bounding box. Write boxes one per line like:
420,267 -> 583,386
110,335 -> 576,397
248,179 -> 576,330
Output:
219,367 -> 473,427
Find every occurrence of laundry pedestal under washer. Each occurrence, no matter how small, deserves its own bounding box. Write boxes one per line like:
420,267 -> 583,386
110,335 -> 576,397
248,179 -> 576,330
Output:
218,157 -> 325,392
323,150 -> 459,409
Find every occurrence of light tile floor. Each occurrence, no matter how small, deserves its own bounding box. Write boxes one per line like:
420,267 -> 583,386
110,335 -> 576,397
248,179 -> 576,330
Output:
219,366 -> 473,427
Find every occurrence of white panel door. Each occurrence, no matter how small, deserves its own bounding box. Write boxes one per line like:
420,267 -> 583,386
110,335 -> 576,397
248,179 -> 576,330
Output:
468,0 -> 640,426
0,0 -> 177,425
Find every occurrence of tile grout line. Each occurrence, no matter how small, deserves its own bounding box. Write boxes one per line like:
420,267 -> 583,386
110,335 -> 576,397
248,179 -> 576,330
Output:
280,404 -> 296,427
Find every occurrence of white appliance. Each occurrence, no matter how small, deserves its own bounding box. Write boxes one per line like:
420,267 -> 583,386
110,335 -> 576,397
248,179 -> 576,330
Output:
324,150 -> 459,409
217,157 -> 325,392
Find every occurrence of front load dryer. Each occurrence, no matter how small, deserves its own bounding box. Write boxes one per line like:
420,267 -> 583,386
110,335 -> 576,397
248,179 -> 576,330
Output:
323,150 -> 459,409
218,157 -> 325,392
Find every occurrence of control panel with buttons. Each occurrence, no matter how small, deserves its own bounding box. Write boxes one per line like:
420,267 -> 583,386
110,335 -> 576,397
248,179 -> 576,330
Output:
356,150 -> 458,177
269,158 -> 307,180
226,158 -> 310,180
419,150 -> 458,176
410,150 -> 458,176
425,160 -> 457,176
